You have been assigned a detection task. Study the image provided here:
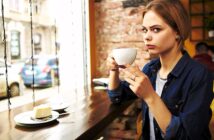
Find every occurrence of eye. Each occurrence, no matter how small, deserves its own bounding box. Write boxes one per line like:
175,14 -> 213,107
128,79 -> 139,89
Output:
141,27 -> 147,33
151,28 -> 161,33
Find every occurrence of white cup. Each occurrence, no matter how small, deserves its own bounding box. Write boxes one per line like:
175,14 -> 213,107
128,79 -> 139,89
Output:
112,48 -> 137,66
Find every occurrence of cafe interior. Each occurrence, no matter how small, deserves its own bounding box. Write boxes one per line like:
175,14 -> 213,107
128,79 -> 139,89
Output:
0,0 -> 214,139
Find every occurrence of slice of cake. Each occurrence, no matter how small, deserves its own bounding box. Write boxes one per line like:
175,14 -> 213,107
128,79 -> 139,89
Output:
33,104 -> 52,119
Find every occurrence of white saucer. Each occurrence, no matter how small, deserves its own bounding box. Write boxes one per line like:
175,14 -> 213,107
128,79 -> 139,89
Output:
51,102 -> 70,111
14,111 -> 59,126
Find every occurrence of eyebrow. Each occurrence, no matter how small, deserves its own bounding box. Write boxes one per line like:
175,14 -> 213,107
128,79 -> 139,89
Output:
142,25 -> 162,29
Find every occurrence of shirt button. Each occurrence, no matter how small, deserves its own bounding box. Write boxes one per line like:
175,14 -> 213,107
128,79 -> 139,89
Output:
155,127 -> 158,131
175,105 -> 179,108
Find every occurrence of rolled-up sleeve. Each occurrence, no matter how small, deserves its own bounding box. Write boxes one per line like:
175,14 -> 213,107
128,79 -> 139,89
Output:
108,83 -> 123,104
165,115 -> 181,139
107,81 -> 137,104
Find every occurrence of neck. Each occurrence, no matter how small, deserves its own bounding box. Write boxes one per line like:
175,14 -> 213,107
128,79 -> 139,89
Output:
159,49 -> 182,79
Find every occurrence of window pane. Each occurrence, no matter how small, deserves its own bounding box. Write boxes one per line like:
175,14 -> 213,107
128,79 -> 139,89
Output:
0,0 -> 90,111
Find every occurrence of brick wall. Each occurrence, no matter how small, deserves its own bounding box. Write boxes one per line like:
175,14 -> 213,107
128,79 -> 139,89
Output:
94,1 -> 146,77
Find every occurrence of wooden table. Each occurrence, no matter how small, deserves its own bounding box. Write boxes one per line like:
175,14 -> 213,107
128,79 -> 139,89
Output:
0,87 -> 135,140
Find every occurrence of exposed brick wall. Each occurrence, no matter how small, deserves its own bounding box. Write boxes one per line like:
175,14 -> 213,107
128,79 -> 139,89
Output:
95,1 -> 146,77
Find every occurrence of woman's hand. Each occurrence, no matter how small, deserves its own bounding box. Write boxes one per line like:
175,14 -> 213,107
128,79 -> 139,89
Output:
107,55 -> 121,90
106,55 -> 119,71
122,65 -> 156,102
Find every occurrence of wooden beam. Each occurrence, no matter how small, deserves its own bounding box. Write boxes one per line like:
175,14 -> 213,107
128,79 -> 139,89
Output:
89,0 -> 97,84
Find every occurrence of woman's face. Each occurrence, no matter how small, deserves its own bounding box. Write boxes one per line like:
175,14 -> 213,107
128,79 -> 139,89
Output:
142,10 -> 178,55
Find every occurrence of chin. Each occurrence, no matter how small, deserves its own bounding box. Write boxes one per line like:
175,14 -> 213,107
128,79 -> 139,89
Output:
148,50 -> 159,58
148,50 -> 158,55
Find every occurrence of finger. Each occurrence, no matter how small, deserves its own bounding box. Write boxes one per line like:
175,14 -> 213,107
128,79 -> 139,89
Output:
107,57 -> 119,66
129,84 -> 137,94
123,64 -> 131,69
124,76 -> 135,86
127,65 -> 141,75
122,68 -> 133,78
129,65 -> 144,76
107,56 -> 115,63
110,64 -> 119,71
134,67 -> 144,76
122,67 -> 137,81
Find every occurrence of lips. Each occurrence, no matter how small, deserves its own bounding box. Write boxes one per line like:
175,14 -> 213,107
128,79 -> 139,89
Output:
146,45 -> 156,49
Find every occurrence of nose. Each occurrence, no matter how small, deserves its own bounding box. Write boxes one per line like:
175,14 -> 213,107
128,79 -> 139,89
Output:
143,31 -> 152,42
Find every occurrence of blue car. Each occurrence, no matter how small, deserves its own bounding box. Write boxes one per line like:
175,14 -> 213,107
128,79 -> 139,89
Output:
20,55 -> 59,88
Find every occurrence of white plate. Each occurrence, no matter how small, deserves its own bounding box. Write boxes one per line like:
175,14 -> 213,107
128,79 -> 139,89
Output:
14,111 -> 59,126
51,103 -> 70,111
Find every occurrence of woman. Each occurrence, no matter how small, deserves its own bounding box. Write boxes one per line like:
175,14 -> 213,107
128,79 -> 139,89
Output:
107,0 -> 213,140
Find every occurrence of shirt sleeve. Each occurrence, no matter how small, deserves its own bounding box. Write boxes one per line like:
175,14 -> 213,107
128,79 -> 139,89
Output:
164,68 -> 214,140
107,83 -> 123,104
107,80 -> 137,104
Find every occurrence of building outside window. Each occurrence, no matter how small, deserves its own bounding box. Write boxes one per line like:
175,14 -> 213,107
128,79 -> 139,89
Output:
10,31 -> 20,59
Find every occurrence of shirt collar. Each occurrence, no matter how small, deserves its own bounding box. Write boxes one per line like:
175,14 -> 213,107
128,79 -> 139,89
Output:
170,51 -> 191,78
148,51 -> 191,78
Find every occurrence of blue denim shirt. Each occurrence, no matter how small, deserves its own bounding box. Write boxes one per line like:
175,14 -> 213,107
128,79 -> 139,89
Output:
108,51 -> 213,140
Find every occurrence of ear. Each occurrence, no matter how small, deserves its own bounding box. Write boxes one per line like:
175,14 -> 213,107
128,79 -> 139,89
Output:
175,34 -> 180,40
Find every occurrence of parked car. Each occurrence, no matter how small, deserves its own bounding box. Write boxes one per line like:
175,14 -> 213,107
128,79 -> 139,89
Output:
0,59 -> 22,98
20,55 -> 59,88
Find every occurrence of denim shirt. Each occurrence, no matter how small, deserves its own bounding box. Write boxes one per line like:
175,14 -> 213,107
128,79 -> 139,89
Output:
108,51 -> 213,140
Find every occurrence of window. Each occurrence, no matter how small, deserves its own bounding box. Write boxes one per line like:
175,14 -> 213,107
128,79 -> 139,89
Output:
10,31 -> 20,59
33,1 -> 41,14
189,0 -> 214,41
0,0 -> 90,111
9,0 -> 21,12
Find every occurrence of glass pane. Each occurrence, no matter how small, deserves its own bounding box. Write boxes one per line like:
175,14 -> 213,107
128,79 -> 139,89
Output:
191,16 -> 203,27
191,3 -> 203,14
205,1 -> 214,13
0,0 -> 90,111
191,28 -> 203,41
